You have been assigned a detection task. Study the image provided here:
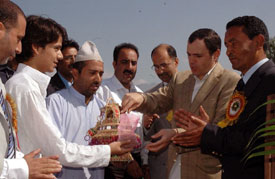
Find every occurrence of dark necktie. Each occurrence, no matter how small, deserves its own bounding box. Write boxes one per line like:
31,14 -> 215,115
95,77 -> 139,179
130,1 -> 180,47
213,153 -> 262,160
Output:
236,78 -> 245,91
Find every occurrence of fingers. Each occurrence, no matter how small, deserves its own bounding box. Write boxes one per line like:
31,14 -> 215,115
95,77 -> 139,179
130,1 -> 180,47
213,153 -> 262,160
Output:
30,173 -> 57,179
47,155 -> 59,160
151,130 -> 163,139
152,113 -> 160,119
25,148 -> 41,158
121,93 -> 144,113
199,105 -> 210,122
146,141 -> 169,152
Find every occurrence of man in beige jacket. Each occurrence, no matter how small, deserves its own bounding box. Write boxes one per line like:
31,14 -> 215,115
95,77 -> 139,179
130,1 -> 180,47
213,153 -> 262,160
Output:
121,28 -> 240,179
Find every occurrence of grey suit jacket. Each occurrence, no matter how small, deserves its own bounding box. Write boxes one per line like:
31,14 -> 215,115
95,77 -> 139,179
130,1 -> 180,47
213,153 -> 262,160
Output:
144,82 -> 171,179
138,63 -> 240,179
0,80 -> 9,175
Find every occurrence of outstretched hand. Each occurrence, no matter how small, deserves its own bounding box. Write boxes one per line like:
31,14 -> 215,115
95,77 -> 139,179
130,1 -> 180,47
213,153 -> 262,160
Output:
24,149 -> 62,179
146,129 -> 176,152
172,106 -> 209,147
121,92 -> 144,113
110,140 -> 133,155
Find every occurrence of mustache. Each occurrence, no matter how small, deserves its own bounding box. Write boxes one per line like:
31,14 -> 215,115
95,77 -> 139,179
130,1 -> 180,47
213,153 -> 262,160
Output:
158,72 -> 169,77
123,70 -> 133,75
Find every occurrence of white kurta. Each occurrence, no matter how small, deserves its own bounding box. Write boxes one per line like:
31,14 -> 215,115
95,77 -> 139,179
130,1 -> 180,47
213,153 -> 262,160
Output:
5,63 -> 111,168
47,86 -> 106,179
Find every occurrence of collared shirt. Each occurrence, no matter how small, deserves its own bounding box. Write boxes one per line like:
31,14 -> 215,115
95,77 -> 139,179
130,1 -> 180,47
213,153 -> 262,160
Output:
58,72 -> 73,88
242,58 -> 269,84
191,64 -> 216,102
97,75 -> 145,160
5,63 -> 111,168
0,78 -> 28,179
47,86 -> 105,179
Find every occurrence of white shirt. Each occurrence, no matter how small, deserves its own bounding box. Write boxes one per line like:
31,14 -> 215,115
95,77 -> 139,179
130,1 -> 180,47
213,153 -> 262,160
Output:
0,79 -> 28,179
242,58 -> 269,84
5,63 -> 111,168
97,75 -> 145,161
47,86 -> 106,179
192,64 -> 216,102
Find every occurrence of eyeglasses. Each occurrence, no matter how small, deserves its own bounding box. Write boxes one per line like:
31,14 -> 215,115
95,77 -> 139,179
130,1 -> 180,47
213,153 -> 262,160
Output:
151,62 -> 171,71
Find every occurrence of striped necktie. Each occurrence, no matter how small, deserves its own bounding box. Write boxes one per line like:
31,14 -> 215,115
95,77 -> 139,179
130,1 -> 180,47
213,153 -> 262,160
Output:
0,90 -> 15,159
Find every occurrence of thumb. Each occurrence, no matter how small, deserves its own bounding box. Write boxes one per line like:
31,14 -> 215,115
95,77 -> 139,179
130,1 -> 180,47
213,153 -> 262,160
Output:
119,140 -> 131,146
199,105 -> 209,122
27,148 -> 41,158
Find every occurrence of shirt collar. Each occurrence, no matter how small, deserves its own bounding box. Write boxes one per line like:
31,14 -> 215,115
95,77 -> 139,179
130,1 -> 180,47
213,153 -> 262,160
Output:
58,72 -> 73,88
16,63 -> 51,98
110,75 -> 138,92
242,58 -> 269,84
193,63 -> 217,82
69,86 -> 88,105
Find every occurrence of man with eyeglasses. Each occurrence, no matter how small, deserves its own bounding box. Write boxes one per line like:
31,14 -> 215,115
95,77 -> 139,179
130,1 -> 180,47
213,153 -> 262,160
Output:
97,43 -> 146,179
143,44 -> 178,179
121,28 -> 240,179
47,39 -> 79,96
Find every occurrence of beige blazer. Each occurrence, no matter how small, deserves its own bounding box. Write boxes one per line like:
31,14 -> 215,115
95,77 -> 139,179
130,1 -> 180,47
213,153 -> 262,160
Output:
138,63 -> 240,179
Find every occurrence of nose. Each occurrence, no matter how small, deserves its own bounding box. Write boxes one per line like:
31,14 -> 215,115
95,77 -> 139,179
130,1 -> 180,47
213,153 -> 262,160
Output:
57,50 -> 63,61
15,41 -> 22,54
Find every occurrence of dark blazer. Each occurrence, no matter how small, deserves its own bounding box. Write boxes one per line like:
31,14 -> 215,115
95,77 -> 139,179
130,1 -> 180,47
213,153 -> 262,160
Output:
47,73 -> 66,96
144,82 -> 171,179
201,60 -> 275,179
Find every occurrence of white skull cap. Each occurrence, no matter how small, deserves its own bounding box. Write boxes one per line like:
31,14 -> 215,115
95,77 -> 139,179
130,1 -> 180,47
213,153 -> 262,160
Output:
75,41 -> 103,63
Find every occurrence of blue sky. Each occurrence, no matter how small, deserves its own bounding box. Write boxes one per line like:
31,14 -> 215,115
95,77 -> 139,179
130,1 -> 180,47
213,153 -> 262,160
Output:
13,0 -> 275,87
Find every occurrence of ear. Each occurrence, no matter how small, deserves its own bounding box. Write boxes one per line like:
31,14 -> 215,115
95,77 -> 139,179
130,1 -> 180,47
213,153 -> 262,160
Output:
71,68 -> 79,81
212,49 -> 221,62
31,44 -> 40,55
174,57 -> 179,67
112,60 -> 117,69
0,22 -> 6,39
254,34 -> 265,50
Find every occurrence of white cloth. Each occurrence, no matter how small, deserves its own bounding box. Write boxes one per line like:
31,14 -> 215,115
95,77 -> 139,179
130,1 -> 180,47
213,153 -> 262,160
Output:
192,64 -> 216,102
97,75 -> 146,162
0,79 -> 28,179
47,86 -> 106,179
5,63 -> 111,168
242,58 -> 269,83
1,153 -> 28,179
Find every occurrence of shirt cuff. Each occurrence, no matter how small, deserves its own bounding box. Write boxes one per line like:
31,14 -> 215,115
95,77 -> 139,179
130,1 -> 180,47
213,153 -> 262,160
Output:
1,158 -> 29,179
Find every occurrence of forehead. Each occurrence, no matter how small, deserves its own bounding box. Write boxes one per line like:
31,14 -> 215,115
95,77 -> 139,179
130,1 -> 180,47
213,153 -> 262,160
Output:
62,47 -> 78,54
117,48 -> 138,61
187,39 -> 209,54
83,60 -> 104,70
12,14 -> 26,36
225,26 -> 248,41
152,48 -> 171,63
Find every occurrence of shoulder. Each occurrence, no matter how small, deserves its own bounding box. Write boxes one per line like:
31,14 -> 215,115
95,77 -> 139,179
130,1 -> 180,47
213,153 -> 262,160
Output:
5,72 -> 35,95
172,71 -> 192,83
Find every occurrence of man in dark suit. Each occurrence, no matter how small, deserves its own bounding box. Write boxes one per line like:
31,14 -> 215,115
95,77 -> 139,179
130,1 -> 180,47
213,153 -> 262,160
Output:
173,16 -> 275,179
47,39 -> 79,96
143,44 -> 178,179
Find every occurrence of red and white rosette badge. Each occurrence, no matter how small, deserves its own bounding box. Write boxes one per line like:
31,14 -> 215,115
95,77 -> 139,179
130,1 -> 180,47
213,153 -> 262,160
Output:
218,91 -> 246,128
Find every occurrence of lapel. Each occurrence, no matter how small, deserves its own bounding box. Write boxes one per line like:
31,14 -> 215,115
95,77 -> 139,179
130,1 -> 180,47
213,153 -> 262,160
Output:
182,75 -> 195,111
244,60 -> 273,98
190,63 -> 223,113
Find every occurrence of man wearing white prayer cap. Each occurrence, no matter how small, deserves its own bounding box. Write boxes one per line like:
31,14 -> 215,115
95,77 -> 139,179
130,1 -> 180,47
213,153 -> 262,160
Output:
46,40 -> 132,179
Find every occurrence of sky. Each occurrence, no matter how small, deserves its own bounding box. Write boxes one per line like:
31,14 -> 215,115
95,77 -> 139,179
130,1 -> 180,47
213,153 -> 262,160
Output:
13,0 -> 275,89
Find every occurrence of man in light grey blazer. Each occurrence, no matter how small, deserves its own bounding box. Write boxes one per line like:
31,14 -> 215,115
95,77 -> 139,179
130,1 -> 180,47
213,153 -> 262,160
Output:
143,44 -> 178,179
121,28 -> 240,179
0,1 -> 62,178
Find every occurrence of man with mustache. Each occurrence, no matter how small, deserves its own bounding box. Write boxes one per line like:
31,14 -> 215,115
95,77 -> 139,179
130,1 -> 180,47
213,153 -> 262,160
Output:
47,41 -> 109,179
143,44 -> 178,179
98,43 -> 146,178
47,39 -> 79,96
120,29 -> 240,179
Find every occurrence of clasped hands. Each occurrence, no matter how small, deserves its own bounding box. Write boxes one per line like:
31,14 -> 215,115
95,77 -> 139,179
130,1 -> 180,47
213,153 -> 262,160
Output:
146,106 -> 209,152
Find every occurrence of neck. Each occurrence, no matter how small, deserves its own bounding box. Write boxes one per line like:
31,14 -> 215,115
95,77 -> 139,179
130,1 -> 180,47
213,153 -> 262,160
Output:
85,96 -> 93,105
59,73 -> 73,83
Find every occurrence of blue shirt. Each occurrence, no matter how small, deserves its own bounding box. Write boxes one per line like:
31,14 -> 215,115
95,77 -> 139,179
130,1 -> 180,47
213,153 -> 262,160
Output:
46,86 -> 105,179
